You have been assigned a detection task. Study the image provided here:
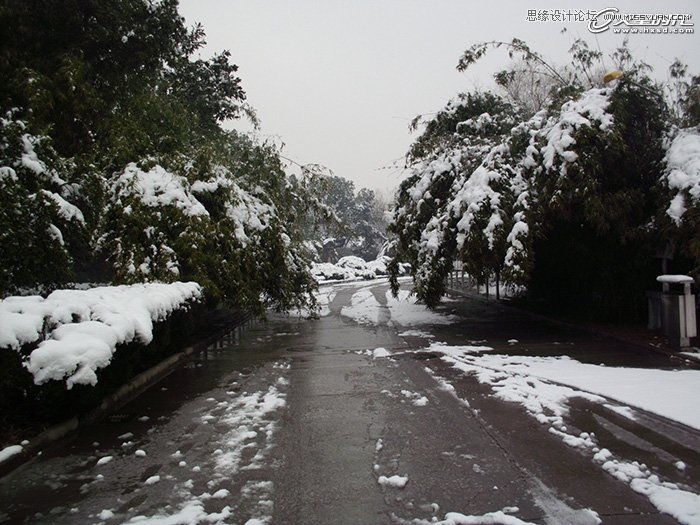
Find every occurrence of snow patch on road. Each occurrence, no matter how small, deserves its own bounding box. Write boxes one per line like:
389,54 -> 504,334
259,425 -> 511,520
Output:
288,286 -> 336,318
341,286 -> 457,327
401,390 -> 429,406
378,474 -> 409,488
385,289 -> 457,326
95,456 -> 113,466
395,509 -> 538,525
122,499 -> 232,525
212,384 -> 286,476
399,329 -> 435,338
431,349 -> 700,430
373,347 -> 391,358
341,288 -> 380,325
116,363 -> 289,525
425,345 -> 700,525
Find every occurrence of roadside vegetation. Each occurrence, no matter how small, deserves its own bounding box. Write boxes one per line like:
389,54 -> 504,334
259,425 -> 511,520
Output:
0,0 -> 332,315
387,38 -> 700,320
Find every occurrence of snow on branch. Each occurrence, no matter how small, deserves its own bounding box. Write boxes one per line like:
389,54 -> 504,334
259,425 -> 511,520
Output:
534,88 -> 614,176
663,127 -> 700,224
114,163 -> 209,217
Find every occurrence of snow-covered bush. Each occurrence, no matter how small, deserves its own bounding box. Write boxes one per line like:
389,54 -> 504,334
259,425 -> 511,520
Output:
0,1 -> 321,316
97,131 -> 319,314
0,282 -> 202,388
311,256 -> 409,283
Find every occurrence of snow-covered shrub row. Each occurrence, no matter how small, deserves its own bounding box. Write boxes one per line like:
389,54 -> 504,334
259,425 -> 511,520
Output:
310,256 -> 410,283
0,282 -> 202,388
389,51 -> 698,315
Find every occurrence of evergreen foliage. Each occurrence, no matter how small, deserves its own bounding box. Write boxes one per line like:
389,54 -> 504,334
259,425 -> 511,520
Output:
389,39 -> 700,320
313,174 -> 388,262
0,0 -> 318,313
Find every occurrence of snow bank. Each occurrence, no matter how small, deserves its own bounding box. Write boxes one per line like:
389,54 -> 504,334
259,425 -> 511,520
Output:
0,282 -> 203,388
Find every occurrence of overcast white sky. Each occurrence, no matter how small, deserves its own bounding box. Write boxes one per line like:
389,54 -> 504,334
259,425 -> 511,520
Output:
178,0 -> 699,196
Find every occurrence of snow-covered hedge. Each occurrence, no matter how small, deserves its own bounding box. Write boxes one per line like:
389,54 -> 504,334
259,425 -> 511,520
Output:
311,256 -> 410,283
0,282 -> 202,388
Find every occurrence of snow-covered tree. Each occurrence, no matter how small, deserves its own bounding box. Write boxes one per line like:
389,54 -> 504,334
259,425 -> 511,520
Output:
0,0 -> 319,313
308,174 -> 388,262
390,39 -> 693,320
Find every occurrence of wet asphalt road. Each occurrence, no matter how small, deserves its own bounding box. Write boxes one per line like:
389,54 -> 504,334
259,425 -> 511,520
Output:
0,279 -> 697,524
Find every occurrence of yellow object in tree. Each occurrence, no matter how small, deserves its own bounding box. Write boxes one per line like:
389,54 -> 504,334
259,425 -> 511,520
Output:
603,70 -> 623,83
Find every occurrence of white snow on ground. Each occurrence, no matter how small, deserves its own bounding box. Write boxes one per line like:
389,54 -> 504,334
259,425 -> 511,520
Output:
0,444 -> 23,464
341,287 -> 457,327
310,255 -> 410,283
426,345 -> 700,525
341,288 -> 380,325
378,474 -> 409,488
373,347 -> 391,358
631,478 -> 700,525
97,509 -> 115,520
401,390 -> 429,406
144,475 -> 160,485
427,342 -> 494,356
0,282 -> 203,388
315,287 -> 336,317
123,500 -> 232,525
397,510 -> 538,525
385,289 -> 457,326
437,351 -> 700,430
212,384 -> 286,476
398,329 -> 435,338
120,365 -> 289,525
287,286 -> 336,318
603,404 -> 637,421
96,456 -> 113,466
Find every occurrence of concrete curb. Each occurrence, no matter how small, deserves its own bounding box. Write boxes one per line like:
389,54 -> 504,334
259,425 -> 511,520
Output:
0,311 -> 250,479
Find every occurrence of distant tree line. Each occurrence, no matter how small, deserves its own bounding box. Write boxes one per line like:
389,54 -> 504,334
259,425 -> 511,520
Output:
306,174 -> 388,262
